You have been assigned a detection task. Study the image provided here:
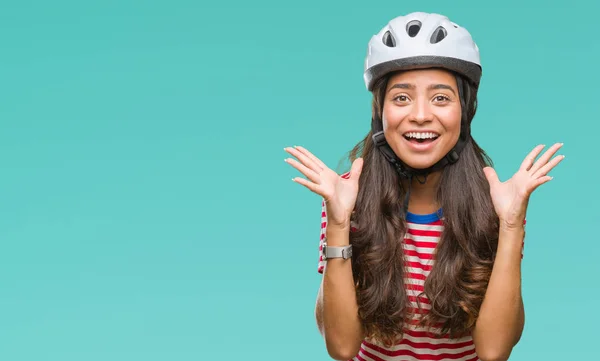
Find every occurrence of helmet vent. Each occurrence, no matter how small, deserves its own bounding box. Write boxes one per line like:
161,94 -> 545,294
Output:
430,26 -> 447,44
382,31 -> 396,47
406,20 -> 421,37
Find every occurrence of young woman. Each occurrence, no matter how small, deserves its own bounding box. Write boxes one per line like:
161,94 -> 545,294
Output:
284,12 -> 564,361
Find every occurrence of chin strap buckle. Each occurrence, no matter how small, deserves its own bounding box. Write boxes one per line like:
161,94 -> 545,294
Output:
446,150 -> 459,163
372,131 -> 410,178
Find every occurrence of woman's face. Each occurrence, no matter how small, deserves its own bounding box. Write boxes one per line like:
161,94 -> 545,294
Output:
382,69 -> 462,170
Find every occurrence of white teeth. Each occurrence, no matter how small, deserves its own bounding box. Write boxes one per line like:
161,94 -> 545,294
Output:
405,132 -> 438,139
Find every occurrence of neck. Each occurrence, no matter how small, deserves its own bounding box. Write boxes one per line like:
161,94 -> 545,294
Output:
402,171 -> 442,215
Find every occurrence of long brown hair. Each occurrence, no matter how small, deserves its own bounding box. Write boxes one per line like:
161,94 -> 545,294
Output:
346,70 -> 499,346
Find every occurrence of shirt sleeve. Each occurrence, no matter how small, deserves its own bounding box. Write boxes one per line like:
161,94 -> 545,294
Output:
521,219 -> 526,259
317,198 -> 327,274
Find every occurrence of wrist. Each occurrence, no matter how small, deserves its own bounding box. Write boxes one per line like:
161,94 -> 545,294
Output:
499,218 -> 525,233
325,224 -> 350,246
497,234 -> 523,252
498,226 -> 525,252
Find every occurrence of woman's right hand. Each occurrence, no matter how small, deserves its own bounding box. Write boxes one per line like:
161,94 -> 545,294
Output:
284,145 -> 364,229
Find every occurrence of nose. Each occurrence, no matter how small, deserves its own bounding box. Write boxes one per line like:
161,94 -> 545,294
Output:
408,98 -> 433,124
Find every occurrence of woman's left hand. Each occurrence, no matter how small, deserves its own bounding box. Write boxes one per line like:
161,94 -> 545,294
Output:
483,143 -> 565,230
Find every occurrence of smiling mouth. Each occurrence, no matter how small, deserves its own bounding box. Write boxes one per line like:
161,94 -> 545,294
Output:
403,132 -> 440,144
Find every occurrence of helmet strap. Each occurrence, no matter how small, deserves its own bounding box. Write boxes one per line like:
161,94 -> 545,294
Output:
370,117 -> 469,179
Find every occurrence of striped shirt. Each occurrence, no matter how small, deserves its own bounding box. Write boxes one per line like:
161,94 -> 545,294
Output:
317,191 -> 525,360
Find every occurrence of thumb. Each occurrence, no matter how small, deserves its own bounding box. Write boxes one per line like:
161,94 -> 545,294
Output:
350,157 -> 364,180
482,166 -> 500,187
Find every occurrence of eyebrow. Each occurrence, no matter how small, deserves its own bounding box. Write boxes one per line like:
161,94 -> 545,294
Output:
388,83 -> 456,95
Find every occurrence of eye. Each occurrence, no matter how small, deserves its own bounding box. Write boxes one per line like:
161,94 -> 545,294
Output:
433,95 -> 451,102
393,95 -> 410,102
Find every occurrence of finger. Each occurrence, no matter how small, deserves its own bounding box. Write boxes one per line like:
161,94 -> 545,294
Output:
292,176 -> 324,197
482,166 -> 500,187
532,154 -> 565,178
349,158 -> 364,180
529,175 -> 553,192
285,146 -> 323,174
529,143 -> 563,174
285,157 -> 320,183
519,144 -> 546,171
293,145 -> 327,171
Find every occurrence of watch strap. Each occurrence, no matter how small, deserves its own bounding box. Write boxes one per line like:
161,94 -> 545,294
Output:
322,241 -> 352,260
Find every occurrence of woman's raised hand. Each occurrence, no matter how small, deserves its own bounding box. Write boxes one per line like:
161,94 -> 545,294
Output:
285,146 -> 363,229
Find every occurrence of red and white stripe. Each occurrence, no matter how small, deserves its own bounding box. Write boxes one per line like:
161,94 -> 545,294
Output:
317,203 -> 480,360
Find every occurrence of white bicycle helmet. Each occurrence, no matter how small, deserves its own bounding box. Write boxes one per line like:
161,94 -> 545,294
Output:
365,13 -> 483,214
364,12 -> 481,91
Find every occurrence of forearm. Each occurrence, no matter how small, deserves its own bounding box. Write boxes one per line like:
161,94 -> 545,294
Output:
316,226 -> 364,360
473,227 -> 525,361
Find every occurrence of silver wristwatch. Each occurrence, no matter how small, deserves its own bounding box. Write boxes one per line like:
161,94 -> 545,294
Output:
322,239 -> 352,260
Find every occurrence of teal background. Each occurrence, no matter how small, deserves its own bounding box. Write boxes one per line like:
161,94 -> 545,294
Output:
0,0 -> 597,360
